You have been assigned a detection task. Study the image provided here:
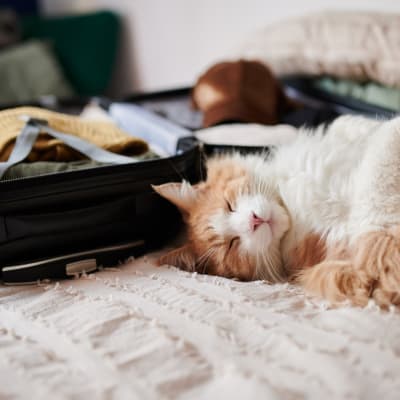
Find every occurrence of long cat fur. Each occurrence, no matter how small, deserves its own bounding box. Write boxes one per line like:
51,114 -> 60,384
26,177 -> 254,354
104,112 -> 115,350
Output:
154,115 -> 400,307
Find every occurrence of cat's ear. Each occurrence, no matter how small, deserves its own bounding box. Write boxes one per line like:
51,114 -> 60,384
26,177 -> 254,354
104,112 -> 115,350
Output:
158,244 -> 196,271
152,181 -> 199,214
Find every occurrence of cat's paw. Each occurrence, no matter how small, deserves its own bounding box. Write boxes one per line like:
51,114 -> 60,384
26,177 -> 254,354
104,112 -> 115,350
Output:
297,260 -> 371,307
298,227 -> 400,308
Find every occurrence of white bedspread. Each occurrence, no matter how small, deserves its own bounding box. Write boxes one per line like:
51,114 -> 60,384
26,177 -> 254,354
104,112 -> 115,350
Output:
1,253 -> 400,400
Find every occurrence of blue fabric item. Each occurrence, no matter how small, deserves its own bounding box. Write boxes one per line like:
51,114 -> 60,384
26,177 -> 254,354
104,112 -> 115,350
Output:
0,118 -> 137,179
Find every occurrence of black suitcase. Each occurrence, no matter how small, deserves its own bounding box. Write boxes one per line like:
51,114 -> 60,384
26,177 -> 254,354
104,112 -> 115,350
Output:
0,99 -> 203,284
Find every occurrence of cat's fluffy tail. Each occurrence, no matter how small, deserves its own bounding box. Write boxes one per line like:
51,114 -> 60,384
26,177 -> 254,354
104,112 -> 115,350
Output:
296,226 -> 400,307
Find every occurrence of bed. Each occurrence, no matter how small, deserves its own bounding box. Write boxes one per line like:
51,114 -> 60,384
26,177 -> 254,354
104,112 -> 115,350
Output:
2,10 -> 400,399
1,251 -> 399,399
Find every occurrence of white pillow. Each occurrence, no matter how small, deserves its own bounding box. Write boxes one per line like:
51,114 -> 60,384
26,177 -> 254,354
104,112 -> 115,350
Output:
234,11 -> 400,88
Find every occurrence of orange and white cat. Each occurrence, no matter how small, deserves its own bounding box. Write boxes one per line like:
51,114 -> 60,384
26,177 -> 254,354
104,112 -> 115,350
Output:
154,115 -> 400,307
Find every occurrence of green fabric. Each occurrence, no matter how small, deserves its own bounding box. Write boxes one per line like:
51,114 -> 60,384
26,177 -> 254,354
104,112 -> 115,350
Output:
2,150 -> 159,181
0,39 -> 74,104
21,11 -> 120,95
314,77 -> 400,111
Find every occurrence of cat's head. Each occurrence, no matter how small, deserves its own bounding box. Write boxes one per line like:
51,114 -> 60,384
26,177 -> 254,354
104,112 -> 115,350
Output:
153,157 -> 290,282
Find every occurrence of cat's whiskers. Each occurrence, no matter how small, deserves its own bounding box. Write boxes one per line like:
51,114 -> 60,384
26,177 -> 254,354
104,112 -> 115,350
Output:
196,246 -> 217,274
255,240 -> 285,283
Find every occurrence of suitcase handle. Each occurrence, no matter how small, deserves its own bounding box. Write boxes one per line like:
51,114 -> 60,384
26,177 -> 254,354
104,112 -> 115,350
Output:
0,117 -> 136,179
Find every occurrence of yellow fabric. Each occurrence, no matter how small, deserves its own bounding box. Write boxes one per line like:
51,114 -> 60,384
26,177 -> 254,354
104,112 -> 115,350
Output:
0,107 -> 148,162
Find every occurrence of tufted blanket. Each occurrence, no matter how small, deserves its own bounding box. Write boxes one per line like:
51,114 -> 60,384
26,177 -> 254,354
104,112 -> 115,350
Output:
1,252 -> 399,399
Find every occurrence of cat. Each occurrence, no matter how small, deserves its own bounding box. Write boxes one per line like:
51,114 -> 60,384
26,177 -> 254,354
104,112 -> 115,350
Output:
153,115 -> 400,307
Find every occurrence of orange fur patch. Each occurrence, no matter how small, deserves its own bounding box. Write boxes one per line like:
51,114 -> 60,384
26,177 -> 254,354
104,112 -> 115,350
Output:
187,160 -> 255,280
297,227 -> 400,308
287,233 -> 327,273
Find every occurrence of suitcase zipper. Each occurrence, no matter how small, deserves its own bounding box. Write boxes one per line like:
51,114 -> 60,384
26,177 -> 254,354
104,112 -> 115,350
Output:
2,239 -> 145,285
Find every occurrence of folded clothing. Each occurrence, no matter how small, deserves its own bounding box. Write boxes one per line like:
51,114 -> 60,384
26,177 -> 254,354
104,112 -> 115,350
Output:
0,106 -> 149,162
0,39 -> 75,104
314,77 -> 400,112
2,150 -> 159,180
192,60 -> 293,128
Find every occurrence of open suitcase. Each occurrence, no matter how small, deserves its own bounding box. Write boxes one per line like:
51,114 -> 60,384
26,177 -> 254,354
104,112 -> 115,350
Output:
0,79 -> 394,284
0,100 -> 203,284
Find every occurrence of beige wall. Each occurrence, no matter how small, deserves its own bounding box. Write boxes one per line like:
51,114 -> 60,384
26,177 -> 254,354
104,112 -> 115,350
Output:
42,0 -> 400,95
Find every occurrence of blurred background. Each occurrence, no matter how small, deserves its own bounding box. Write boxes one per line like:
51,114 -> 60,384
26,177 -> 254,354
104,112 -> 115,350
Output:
0,0 -> 399,101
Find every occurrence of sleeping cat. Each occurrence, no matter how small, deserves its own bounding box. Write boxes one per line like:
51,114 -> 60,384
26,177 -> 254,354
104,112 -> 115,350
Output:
153,115 -> 400,307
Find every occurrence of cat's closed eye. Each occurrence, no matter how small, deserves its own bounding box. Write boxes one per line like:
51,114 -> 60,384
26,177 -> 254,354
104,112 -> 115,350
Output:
227,236 -> 240,253
225,199 -> 235,213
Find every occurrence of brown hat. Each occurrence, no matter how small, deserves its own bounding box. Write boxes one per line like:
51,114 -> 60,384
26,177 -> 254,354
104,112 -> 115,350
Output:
192,59 -> 291,128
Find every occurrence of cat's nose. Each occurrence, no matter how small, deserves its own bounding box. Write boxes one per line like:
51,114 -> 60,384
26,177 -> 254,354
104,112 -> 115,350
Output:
250,212 -> 269,232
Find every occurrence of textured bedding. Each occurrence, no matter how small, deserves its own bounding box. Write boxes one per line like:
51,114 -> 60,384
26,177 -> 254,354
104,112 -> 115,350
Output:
1,251 -> 400,399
